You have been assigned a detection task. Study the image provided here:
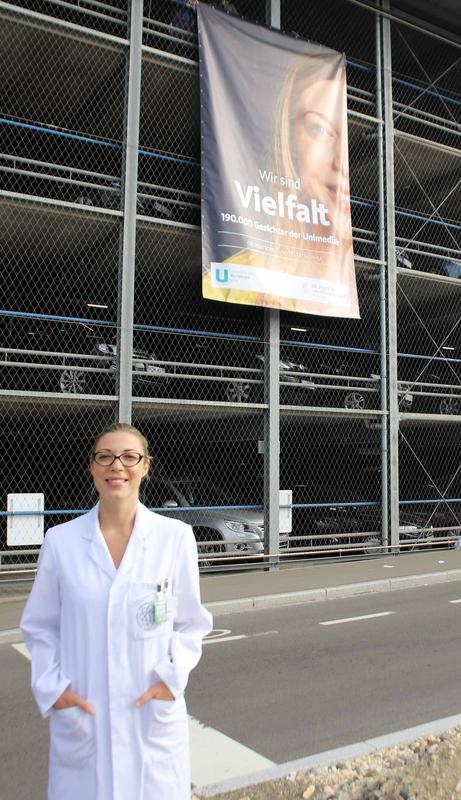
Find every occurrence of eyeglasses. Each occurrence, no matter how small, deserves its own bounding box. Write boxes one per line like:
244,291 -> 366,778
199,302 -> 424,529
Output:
92,450 -> 145,467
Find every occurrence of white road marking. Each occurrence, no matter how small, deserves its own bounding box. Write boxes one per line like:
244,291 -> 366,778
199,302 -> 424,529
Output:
12,642 -> 30,659
449,599 -> 461,604
204,628 -> 232,641
189,716 -> 274,786
203,630 -> 278,646
319,611 -> 396,626
204,634 -> 247,645
11,642 -> 274,787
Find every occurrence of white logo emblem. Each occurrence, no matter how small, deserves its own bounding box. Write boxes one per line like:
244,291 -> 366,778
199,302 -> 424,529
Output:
136,601 -> 155,630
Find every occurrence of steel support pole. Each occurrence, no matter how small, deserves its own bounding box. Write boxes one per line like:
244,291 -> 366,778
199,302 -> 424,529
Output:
381,2 -> 400,549
266,0 -> 280,28
264,0 -> 281,568
264,309 -> 280,568
117,0 -> 143,423
376,13 -> 389,552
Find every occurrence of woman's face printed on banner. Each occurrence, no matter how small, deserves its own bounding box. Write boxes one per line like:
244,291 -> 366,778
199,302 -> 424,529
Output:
294,76 -> 350,240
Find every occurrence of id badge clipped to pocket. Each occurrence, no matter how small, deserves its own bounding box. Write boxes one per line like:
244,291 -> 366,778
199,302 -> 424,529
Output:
135,579 -> 177,634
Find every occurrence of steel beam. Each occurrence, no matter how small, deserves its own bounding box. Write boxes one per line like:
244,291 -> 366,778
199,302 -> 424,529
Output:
382,1 -> 400,549
117,0 -> 142,422
376,11 -> 389,552
264,0 -> 281,568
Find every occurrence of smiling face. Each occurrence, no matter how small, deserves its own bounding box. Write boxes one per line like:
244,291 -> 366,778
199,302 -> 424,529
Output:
294,76 -> 351,239
90,430 -> 150,505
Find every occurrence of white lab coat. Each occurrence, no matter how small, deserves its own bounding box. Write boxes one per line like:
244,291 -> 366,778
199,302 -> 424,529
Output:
20,502 -> 213,800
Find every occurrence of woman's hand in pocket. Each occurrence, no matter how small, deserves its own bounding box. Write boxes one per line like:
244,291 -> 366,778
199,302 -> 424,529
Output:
53,689 -> 95,714
134,680 -> 175,707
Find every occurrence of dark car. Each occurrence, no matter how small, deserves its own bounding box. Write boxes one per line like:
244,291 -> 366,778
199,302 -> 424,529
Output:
0,317 -> 168,396
288,503 -> 433,555
4,315 -> 457,414
0,151 -> 199,225
59,342 -> 167,395
396,248 -> 461,280
0,316 -> 259,400
398,359 -> 461,416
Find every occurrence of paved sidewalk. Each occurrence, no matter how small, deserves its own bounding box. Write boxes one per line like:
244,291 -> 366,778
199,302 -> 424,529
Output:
2,550 -> 461,637
201,549 -> 461,614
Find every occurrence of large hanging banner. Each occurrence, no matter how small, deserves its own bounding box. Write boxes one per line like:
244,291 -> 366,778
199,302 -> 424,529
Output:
198,3 -> 360,318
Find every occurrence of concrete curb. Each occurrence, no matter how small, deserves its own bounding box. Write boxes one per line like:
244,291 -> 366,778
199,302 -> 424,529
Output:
205,568 -> 461,615
0,593 -> 29,605
193,713 -> 461,797
3,570 -> 461,632
0,627 -> 22,644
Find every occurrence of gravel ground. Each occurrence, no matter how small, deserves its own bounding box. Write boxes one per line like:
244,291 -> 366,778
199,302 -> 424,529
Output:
193,726 -> 461,800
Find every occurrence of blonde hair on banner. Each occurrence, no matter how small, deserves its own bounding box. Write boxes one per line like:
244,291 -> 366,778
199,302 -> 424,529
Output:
271,52 -> 337,191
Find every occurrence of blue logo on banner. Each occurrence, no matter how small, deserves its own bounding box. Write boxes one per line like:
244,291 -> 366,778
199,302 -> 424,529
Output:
214,267 -> 229,284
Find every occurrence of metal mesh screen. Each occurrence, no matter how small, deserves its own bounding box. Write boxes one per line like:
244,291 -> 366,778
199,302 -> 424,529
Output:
133,406 -> 266,569
9,1 -> 129,37
1,0 -> 461,574
399,422 -> 461,547
0,400 -> 117,570
0,200 -> 121,397
392,17 -> 461,548
277,0 -> 386,556
391,21 -> 461,149
0,3 -> 124,569
281,417 -> 383,556
138,52 -> 200,224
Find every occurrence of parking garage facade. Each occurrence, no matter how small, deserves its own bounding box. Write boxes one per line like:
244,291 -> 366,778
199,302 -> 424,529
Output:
1,0 -> 461,572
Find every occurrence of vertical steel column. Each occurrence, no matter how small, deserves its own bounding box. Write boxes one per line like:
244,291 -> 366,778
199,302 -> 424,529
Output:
264,0 -> 281,568
381,1 -> 400,549
266,0 -> 280,28
376,13 -> 389,551
264,310 -> 280,567
117,0 -> 143,423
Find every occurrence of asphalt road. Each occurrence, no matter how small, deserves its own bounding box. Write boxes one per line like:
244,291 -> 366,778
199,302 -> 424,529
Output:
186,581 -> 461,762
2,581 -> 461,797
1,642 -> 48,800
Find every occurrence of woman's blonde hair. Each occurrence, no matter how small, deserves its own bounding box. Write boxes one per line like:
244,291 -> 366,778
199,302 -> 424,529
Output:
92,423 -> 152,460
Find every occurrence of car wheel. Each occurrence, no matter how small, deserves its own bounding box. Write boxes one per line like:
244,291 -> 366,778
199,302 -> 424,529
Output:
344,391 -> 366,410
76,194 -> 93,206
59,369 -> 86,394
364,419 -> 382,430
364,536 -> 386,555
399,394 -> 413,411
439,398 -> 459,415
225,381 -> 251,403
194,527 -> 226,568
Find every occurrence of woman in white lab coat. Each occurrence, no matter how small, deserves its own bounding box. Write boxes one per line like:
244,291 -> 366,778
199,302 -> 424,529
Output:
21,422 -> 213,800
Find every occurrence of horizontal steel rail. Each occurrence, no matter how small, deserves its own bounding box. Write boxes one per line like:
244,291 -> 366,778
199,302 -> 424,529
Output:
0,0 -> 129,46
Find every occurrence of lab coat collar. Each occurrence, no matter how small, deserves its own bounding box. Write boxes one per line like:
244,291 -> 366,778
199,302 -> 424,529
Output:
113,503 -> 155,582
130,502 -> 152,544
82,502 -> 153,581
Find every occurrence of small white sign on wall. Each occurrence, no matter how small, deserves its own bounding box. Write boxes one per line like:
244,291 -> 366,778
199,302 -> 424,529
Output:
7,493 -> 44,546
279,489 -> 292,534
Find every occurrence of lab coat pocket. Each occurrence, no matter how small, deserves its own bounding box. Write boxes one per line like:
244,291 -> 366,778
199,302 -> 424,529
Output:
129,587 -> 175,641
146,696 -> 188,759
50,706 -> 94,766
